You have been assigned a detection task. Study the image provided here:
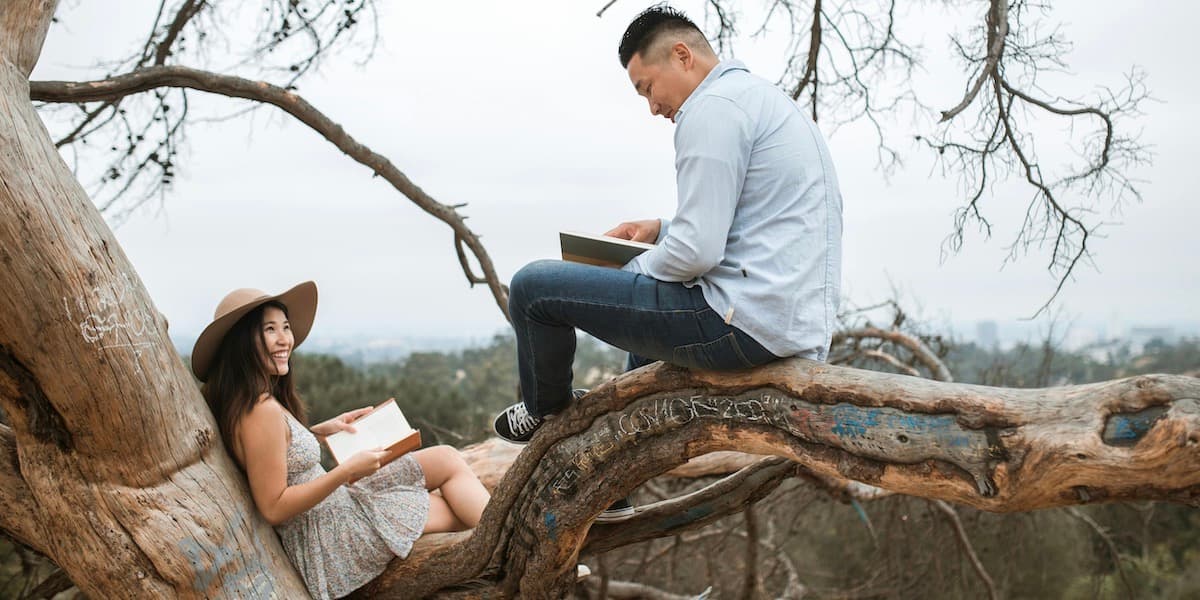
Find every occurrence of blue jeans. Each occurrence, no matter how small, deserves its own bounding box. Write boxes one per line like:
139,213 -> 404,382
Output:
509,260 -> 780,417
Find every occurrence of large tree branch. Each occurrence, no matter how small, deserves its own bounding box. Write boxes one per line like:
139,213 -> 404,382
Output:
0,0 -> 59,77
29,66 -> 511,320
349,360 -> 1199,597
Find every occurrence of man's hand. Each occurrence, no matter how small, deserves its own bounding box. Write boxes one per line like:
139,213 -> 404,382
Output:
604,219 -> 661,244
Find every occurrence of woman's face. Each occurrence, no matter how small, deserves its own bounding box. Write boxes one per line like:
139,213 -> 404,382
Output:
259,305 -> 294,376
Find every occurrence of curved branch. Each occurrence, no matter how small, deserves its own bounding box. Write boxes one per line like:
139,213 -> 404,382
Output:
833,326 -> 953,382
352,360 -> 1200,597
583,457 -> 796,555
834,348 -> 921,377
29,66 -> 511,321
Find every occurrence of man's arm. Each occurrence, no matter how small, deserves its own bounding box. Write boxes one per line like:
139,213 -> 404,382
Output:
623,96 -> 752,280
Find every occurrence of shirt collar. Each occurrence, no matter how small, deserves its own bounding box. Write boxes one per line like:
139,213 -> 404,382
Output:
676,59 -> 750,122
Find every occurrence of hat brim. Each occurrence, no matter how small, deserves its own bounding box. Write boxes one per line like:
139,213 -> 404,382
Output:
190,281 -> 318,381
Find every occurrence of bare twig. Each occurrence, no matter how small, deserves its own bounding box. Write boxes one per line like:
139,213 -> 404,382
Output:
1066,507 -> 1134,598
596,0 -> 620,19
742,505 -> 761,599
932,500 -> 998,600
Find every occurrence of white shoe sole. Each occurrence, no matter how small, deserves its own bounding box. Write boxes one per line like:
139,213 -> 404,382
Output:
594,505 -> 636,523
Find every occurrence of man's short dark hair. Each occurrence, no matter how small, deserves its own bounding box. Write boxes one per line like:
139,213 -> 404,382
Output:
618,5 -> 704,68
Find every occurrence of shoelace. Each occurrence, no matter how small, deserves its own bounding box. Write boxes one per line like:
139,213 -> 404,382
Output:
506,404 -> 541,436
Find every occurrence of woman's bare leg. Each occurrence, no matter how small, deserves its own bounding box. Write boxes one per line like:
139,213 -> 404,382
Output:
414,446 -> 490,529
424,494 -> 468,533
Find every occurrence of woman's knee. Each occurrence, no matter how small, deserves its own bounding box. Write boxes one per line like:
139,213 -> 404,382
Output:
424,445 -> 468,475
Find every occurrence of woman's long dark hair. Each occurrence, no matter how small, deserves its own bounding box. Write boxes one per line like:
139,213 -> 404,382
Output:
202,300 -> 308,466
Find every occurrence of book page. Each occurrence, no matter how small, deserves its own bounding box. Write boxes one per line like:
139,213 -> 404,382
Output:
325,401 -> 413,464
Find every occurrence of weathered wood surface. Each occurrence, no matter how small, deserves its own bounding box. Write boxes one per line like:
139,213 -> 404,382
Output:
354,360 -> 1200,598
0,2 -> 309,596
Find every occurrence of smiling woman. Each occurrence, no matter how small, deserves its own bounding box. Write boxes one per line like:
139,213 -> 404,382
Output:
194,281 -> 492,600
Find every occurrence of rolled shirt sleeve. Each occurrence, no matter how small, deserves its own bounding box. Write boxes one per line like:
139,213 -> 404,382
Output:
624,96 -> 752,282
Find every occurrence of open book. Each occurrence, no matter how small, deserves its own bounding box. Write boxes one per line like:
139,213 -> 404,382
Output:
323,399 -> 422,469
560,230 -> 655,268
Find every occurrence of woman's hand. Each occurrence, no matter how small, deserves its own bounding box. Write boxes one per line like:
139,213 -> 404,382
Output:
341,448 -> 389,483
310,405 -> 377,437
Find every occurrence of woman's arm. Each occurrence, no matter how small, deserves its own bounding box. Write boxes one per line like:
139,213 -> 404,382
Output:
239,398 -> 384,525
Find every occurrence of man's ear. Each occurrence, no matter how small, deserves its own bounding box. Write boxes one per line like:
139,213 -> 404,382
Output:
672,41 -> 693,69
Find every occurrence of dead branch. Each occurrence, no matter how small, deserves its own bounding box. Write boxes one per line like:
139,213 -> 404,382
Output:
927,0 -> 1151,315
1066,506 -> 1134,597
351,360 -> 1199,597
30,66 -> 510,320
931,499 -> 998,600
833,326 -> 953,382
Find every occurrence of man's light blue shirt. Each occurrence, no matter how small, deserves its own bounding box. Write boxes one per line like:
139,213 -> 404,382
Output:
624,60 -> 843,360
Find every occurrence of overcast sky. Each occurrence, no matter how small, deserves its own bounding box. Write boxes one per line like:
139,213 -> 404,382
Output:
30,1 -> 1199,345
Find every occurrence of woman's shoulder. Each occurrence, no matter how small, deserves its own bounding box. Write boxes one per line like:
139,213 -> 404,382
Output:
243,394 -> 288,425
231,395 -> 289,465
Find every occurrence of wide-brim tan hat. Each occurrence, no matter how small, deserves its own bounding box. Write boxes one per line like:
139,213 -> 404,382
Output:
191,281 -> 318,381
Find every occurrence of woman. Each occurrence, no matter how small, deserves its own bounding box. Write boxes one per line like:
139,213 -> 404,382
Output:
192,282 -> 491,599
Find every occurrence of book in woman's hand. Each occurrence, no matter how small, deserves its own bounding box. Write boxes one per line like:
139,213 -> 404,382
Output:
324,399 -> 422,469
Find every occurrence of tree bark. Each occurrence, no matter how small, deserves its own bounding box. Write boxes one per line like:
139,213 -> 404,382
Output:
0,4 -> 308,597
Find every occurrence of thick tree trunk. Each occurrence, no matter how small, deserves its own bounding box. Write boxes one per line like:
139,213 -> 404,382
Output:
0,2 -> 308,597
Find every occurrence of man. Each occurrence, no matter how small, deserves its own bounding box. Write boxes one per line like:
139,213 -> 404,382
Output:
493,6 -> 843,521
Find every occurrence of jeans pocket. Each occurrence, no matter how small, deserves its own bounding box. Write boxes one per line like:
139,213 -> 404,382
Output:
671,333 -> 756,371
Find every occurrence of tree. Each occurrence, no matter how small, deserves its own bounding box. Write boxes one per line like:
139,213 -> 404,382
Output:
2,1 -> 1191,598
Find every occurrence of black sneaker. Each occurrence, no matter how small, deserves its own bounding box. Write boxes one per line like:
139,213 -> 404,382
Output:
492,402 -> 543,444
493,389 -> 589,444
595,497 -> 635,523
